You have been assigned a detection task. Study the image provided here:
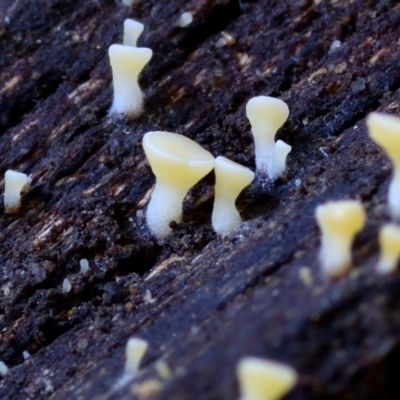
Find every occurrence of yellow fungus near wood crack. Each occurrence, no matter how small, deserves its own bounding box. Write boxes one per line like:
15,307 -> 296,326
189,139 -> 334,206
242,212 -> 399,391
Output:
367,112 -> 400,219
143,131 -> 214,238
4,170 -> 31,214
108,44 -> 152,118
123,19 -> 144,47
237,357 -> 297,400
315,200 -> 365,278
246,96 -> 291,180
125,337 -> 148,376
212,156 -> 254,237
377,224 -> 400,274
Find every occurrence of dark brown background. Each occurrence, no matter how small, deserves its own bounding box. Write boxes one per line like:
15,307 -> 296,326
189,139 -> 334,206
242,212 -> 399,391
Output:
0,0 -> 400,398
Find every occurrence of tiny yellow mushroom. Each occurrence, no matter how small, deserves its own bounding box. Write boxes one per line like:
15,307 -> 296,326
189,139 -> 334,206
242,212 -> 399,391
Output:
4,170 -> 31,213
123,19 -> 144,47
237,357 -> 297,400
143,131 -> 214,239
367,112 -> 400,219
377,224 -> 400,274
315,200 -> 366,278
212,156 -> 254,237
125,337 -> 148,376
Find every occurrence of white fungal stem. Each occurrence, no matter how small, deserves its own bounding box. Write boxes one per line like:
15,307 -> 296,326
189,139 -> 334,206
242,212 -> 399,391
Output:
252,125 -> 275,175
146,180 -> 187,238
123,19 -> 144,47
125,338 -> 148,376
389,166 -> 400,219
376,224 -> 400,274
319,235 -> 352,277
270,140 -> 292,181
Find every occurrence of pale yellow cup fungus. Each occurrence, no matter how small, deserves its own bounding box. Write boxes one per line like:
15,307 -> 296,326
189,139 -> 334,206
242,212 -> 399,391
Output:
237,357 -> 297,400
4,170 -> 31,213
123,19 -> 144,47
315,200 -> 366,278
376,224 -> 400,274
125,337 -> 148,376
143,131 -> 215,239
246,96 -> 291,180
367,112 -> 400,219
212,156 -> 254,237
108,44 -> 152,118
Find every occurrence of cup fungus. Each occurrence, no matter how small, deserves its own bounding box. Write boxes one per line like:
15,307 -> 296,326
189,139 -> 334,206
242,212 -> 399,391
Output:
125,337 -> 148,376
315,200 -> 366,278
212,156 -> 254,237
4,170 -> 31,213
366,112 -> 400,219
376,224 -> 400,274
237,357 -> 297,400
108,44 -> 152,118
246,96 -> 291,180
143,131 -> 215,238
123,19 -> 144,47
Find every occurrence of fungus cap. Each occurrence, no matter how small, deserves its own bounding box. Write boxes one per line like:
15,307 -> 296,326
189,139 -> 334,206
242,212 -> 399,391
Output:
4,170 -> 31,212
246,96 -> 289,133
109,44 -> 152,76
377,223 -> 400,274
143,131 -> 214,186
123,19 -> 144,47
237,357 -> 297,400
367,112 -> 400,162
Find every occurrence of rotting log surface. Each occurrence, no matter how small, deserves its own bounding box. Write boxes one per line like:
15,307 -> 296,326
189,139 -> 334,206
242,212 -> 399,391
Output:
0,0 -> 400,399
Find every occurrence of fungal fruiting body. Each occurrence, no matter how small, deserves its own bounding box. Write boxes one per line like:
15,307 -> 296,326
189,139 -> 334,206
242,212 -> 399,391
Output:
123,19 -> 144,47
125,337 -> 148,376
246,96 -> 290,180
376,224 -> 400,274
315,200 -> 366,278
366,112 -> 400,219
178,12 -> 193,27
122,0 -> 137,6
143,131 -> 214,238
237,357 -> 297,400
212,156 -> 254,237
108,44 -> 152,118
4,170 -> 31,213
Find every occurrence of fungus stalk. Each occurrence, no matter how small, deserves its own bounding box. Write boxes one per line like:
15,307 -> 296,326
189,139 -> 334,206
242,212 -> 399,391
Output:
108,44 -> 152,118
315,200 -> 366,278
246,96 -> 290,180
125,337 -> 148,376
367,112 -> 400,219
237,357 -> 297,400
212,156 -> 254,237
123,19 -> 144,47
143,131 -> 214,239
376,224 -> 400,274
4,170 -> 31,213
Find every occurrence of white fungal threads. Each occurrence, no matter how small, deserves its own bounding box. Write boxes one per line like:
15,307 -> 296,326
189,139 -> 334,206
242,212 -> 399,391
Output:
246,96 -> 291,180
4,170 -> 31,213
376,224 -> 400,274
367,112 -> 400,219
143,131 -> 214,239
125,337 -> 148,376
212,156 -> 254,237
123,19 -> 144,47
108,44 -> 152,118
237,357 -> 297,400
178,12 -> 193,27
315,200 -> 366,278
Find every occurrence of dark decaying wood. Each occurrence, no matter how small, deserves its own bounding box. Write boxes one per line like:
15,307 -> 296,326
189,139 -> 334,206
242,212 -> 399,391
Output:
1,0 -> 400,398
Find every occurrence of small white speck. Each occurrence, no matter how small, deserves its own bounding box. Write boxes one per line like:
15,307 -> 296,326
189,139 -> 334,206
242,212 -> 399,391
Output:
319,147 -> 329,157
62,279 -> 71,293
295,179 -> 302,188
80,258 -> 89,273
353,125 -> 358,130
178,12 -> 193,28
329,39 -> 342,52
136,209 -> 144,219
23,351 -> 30,360
4,17 -> 10,24
0,361 -> 8,376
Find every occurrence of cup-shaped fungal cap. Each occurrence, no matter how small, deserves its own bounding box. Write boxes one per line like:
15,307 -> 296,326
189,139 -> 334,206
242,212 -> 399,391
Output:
246,96 -> 289,177
4,170 -> 31,213
143,131 -> 215,238
237,357 -> 297,400
315,200 -> 366,278
270,140 -> 292,181
212,156 -> 254,237
108,44 -> 153,117
367,112 -> 400,219
377,224 -> 400,274
123,19 -> 144,47
125,337 -> 148,376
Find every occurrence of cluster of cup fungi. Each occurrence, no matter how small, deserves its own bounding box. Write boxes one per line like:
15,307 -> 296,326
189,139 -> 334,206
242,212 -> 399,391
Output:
3,9 -> 400,399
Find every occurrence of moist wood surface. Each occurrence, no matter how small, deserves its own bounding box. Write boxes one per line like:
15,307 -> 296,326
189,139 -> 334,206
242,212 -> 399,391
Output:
1,0 -> 400,399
